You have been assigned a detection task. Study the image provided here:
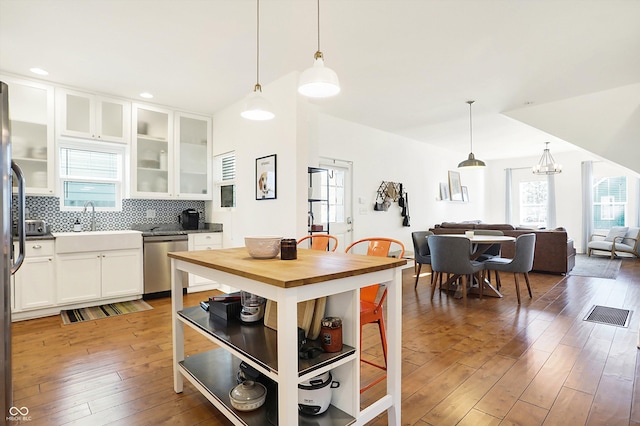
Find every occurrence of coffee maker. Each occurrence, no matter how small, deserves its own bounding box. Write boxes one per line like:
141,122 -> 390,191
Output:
180,208 -> 199,230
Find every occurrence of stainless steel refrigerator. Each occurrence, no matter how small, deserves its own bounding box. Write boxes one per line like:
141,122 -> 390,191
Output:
1,81 -> 27,422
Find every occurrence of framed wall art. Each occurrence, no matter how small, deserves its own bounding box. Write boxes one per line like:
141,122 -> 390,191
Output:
462,186 -> 469,202
448,170 -> 463,201
256,154 -> 277,200
439,182 -> 450,201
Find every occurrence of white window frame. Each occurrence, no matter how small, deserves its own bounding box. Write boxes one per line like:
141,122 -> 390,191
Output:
214,151 -> 236,210
518,180 -> 548,228
58,138 -> 126,212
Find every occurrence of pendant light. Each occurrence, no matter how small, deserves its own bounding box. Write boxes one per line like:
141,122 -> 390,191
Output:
533,142 -> 562,175
458,100 -> 486,168
241,0 -> 275,121
298,0 -> 340,98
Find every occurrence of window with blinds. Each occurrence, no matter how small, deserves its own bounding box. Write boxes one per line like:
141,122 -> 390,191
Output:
215,152 -> 236,208
59,143 -> 124,211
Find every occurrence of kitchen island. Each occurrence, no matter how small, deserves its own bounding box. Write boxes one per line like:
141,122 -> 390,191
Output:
169,247 -> 406,426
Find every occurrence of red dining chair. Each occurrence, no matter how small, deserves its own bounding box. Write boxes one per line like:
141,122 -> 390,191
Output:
297,234 -> 339,252
345,237 -> 405,393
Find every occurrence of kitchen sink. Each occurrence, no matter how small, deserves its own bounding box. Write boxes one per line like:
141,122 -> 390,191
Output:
52,230 -> 143,254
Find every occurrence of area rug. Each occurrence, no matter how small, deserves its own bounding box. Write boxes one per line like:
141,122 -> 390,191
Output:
61,300 -> 153,324
568,254 -> 622,279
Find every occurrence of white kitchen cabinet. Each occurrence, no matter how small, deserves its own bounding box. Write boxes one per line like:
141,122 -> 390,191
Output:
57,249 -> 142,304
101,250 -> 143,298
131,104 -> 212,200
13,240 -> 56,311
175,112 -> 212,199
2,74 -> 55,195
131,103 -> 174,198
57,252 -> 102,304
56,88 -> 131,144
186,232 -> 222,291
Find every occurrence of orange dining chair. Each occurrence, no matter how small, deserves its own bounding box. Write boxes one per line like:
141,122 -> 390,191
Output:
344,237 -> 405,393
297,234 -> 339,252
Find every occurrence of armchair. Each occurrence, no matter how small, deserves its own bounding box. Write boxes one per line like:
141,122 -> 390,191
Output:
587,227 -> 640,259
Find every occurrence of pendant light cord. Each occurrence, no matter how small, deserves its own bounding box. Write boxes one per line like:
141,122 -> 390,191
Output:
256,0 -> 260,86
317,0 -> 321,52
468,100 -> 474,152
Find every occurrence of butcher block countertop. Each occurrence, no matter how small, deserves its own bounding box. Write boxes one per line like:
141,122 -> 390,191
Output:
168,247 -> 406,288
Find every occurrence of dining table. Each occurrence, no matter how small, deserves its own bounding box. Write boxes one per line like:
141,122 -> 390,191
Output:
435,233 -> 516,298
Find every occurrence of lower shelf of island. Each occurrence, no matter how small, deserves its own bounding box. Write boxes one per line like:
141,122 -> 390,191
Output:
179,349 -> 356,426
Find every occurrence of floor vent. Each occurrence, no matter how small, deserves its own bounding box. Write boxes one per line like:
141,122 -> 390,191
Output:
583,305 -> 631,327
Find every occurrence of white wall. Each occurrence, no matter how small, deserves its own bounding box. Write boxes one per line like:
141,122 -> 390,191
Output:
206,72 -> 308,247
485,148 -> 640,252
208,72 -> 492,252
313,113 -> 488,250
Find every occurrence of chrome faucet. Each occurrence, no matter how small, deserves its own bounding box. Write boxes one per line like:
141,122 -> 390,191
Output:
83,201 -> 96,231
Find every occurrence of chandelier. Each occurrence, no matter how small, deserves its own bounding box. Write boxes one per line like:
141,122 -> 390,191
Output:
532,142 -> 562,175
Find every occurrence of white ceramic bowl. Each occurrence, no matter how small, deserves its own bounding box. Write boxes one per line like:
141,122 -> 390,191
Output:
245,236 -> 282,259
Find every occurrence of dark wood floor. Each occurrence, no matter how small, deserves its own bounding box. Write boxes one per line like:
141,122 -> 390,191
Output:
10,257 -> 640,425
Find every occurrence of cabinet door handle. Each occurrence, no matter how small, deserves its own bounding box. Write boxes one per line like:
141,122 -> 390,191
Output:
32,244 -> 42,249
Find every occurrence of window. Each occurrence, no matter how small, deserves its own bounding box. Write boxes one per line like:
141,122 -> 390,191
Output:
519,181 -> 548,227
214,152 -> 236,208
326,169 -> 345,224
59,141 -> 124,211
593,176 -> 626,230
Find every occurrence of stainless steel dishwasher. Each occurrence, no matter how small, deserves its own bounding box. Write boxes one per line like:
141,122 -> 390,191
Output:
143,234 -> 188,298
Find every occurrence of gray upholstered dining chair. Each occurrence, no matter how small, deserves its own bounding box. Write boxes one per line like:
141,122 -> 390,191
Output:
428,235 -> 485,302
483,233 -> 536,304
412,231 -> 433,289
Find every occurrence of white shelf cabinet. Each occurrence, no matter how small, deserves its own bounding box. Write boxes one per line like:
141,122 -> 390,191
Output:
56,88 -> 131,144
1,74 -> 55,195
12,240 -> 56,312
170,248 -> 405,426
186,232 -> 222,292
132,104 -> 212,200
175,111 -> 212,200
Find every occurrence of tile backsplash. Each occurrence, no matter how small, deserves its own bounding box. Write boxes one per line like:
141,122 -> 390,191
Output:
18,196 -> 206,233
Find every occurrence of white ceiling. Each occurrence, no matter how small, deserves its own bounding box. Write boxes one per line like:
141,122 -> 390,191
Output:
1,0 -> 639,160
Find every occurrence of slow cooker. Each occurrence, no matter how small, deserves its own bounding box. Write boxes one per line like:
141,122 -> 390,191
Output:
298,371 -> 340,415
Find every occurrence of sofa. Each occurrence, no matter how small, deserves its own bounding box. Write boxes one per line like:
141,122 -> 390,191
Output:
429,222 -> 576,274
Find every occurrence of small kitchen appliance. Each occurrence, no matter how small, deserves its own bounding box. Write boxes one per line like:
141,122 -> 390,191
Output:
298,371 -> 340,415
179,208 -> 199,230
240,291 -> 266,323
24,219 -> 48,236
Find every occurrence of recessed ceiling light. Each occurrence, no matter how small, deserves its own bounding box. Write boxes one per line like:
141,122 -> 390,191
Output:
139,92 -> 154,99
29,67 -> 49,76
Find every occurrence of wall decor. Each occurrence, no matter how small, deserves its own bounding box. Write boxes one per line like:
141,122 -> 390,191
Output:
256,154 -> 277,200
448,170 -> 463,201
462,186 -> 469,202
439,182 -> 450,201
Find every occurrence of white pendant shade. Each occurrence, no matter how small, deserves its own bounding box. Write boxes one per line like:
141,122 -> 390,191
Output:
240,88 -> 275,121
298,57 -> 340,98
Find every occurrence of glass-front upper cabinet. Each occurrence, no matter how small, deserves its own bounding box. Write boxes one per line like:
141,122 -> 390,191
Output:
56,88 -> 130,144
175,112 -> 212,199
132,103 -> 173,198
2,75 -> 55,195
